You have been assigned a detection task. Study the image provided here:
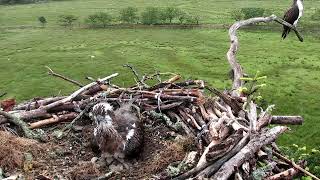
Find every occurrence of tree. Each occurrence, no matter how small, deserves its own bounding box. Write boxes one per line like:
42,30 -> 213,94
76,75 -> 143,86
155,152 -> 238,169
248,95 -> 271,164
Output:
58,15 -> 78,28
141,7 -> 160,25
177,10 -> 187,24
119,7 -> 139,24
38,16 -> 47,27
85,12 -> 112,28
162,7 -> 180,23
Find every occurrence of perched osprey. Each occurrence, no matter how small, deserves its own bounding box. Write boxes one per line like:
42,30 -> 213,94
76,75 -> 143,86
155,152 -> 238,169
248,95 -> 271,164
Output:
282,0 -> 304,40
90,102 -> 143,167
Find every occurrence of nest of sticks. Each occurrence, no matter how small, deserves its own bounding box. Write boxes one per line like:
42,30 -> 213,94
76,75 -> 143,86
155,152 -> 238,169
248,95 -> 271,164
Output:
0,15 -> 318,180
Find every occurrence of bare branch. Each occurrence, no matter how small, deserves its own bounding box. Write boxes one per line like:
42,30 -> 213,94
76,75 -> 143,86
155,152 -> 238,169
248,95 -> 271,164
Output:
227,15 -> 303,96
45,66 -> 84,87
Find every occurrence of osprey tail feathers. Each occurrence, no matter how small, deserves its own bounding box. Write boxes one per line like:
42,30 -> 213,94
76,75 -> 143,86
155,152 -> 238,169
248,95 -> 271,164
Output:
281,25 -> 291,40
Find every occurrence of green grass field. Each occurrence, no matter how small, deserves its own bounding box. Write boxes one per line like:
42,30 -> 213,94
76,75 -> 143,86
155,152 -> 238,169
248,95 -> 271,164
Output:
0,0 -> 320,147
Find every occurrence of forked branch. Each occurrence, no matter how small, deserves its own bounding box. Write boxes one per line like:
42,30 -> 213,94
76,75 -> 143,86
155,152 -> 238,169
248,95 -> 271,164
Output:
228,14 -> 303,96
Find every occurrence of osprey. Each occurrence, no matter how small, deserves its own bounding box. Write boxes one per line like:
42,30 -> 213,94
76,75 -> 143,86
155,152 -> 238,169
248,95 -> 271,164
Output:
90,102 -> 143,168
282,0 -> 304,40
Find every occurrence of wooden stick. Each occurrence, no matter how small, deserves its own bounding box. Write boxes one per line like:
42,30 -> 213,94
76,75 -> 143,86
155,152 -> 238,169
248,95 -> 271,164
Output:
266,168 -> 300,180
10,73 -> 118,121
210,126 -> 288,179
272,151 -> 320,180
271,116 -> 303,125
174,134 -> 249,180
13,96 -> 66,110
29,112 -> 78,129
45,66 -> 84,87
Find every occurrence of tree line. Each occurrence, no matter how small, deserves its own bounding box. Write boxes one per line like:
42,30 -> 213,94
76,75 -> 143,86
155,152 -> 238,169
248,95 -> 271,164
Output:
37,7 -> 200,28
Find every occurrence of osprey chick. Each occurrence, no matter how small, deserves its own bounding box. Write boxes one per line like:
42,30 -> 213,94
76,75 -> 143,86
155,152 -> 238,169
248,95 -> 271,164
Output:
282,0 -> 304,41
90,102 -> 143,167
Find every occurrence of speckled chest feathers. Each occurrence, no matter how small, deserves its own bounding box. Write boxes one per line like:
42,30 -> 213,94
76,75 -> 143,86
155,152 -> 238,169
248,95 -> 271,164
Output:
90,102 -> 143,157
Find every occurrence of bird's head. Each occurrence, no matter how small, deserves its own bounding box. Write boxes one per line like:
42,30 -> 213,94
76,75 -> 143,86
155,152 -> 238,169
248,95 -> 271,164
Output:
90,102 -> 114,126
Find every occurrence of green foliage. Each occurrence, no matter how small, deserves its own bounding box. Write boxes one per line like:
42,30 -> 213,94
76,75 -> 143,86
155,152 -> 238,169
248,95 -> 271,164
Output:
241,8 -> 265,19
141,7 -> 161,25
160,7 -> 180,23
119,7 -> 139,24
231,9 -> 243,21
38,16 -> 47,27
311,9 -> 320,21
280,145 -> 320,177
85,12 -> 112,28
239,71 -> 267,107
0,0 -> 35,5
177,10 -> 187,24
57,15 -> 78,28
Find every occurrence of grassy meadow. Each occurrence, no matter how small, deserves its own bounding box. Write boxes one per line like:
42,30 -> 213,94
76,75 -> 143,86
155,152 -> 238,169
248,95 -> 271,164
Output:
0,0 -> 320,148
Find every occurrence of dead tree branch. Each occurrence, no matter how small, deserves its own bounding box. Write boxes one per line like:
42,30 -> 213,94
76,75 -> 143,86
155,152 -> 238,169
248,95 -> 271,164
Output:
227,15 -> 303,96
45,66 -> 84,87
271,116 -> 303,125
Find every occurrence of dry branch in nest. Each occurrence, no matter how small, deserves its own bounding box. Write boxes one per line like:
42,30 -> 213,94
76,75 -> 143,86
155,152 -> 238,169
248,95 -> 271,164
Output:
0,15 -> 317,179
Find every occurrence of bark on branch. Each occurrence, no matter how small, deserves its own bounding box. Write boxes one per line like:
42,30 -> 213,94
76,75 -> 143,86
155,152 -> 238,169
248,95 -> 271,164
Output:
211,126 -> 288,179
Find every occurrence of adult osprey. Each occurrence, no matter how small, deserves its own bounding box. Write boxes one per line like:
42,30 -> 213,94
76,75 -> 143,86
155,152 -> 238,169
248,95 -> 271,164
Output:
90,102 -> 143,168
282,0 -> 304,40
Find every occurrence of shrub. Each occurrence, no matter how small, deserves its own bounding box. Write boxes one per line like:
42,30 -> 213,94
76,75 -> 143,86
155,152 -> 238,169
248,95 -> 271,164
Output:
85,12 -> 112,28
38,16 -> 47,27
141,7 -> 160,25
231,9 -> 243,21
241,8 -> 265,19
311,9 -> 320,21
119,7 -> 139,24
58,15 -> 78,28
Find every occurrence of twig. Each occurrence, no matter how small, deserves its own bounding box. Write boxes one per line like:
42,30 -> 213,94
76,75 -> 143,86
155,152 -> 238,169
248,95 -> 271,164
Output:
123,64 -> 148,87
45,66 -> 84,87
273,151 -> 320,180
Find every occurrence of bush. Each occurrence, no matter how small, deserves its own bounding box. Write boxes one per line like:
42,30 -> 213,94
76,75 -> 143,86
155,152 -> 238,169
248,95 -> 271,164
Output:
86,12 -> 112,28
311,9 -> 320,21
241,8 -> 265,19
38,16 -> 47,27
141,7 -> 161,25
58,15 -> 78,28
119,7 -> 139,24
231,9 -> 243,21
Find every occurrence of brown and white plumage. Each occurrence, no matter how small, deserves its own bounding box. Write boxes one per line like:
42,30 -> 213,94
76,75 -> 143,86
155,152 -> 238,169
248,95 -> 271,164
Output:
282,0 -> 303,41
90,102 -> 143,162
